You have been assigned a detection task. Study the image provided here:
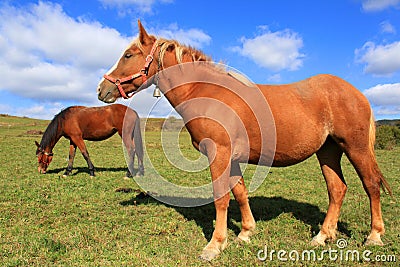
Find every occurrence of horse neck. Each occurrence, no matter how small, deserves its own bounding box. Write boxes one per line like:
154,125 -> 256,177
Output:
157,59 -> 212,109
40,119 -> 63,153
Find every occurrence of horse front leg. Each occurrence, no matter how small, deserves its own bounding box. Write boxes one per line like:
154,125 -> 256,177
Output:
230,161 -> 256,243
63,141 -> 77,177
199,144 -> 231,261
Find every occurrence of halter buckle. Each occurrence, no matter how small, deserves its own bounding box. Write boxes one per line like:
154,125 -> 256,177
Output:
146,54 -> 154,63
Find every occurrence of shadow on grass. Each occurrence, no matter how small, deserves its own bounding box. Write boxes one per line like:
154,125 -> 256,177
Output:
46,166 -> 130,176
120,194 -> 351,241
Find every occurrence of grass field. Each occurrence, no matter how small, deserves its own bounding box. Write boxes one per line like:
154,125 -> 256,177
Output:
0,114 -> 398,266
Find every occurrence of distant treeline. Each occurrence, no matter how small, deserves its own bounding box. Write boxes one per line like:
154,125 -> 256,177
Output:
375,120 -> 400,150
140,117 -> 187,132
376,119 -> 400,127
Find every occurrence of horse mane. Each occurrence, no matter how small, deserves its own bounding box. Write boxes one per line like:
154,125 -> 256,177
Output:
133,36 -> 254,87
132,36 -> 211,66
39,107 -> 72,149
157,38 -> 211,66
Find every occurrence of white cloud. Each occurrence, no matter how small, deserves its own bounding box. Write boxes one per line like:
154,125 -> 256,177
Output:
362,0 -> 400,12
364,83 -> 400,106
364,83 -> 400,116
99,0 -> 173,14
372,106 -> 400,116
232,28 -> 305,72
380,21 -> 396,34
154,23 -> 211,48
0,2 -> 131,103
0,2 -> 210,119
355,41 -> 400,76
17,103 -> 65,120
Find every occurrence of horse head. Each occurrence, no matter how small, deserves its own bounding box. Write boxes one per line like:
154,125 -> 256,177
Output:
97,20 -> 159,103
35,141 -> 53,174
97,20 -> 210,103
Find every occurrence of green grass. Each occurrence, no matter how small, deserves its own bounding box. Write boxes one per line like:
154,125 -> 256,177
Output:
0,115 -> 398,266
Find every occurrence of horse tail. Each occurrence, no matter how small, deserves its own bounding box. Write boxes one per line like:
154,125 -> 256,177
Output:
133,114 -> 144,163
369,111 -> 393,197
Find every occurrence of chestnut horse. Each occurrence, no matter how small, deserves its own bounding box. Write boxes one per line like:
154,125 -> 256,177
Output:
97,21 -> 392,261
35,104 -> 144,178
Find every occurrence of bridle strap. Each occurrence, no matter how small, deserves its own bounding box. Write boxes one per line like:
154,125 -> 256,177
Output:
44,151 -> 53,157
37,150 -> 53,166
103,41 -> 159,99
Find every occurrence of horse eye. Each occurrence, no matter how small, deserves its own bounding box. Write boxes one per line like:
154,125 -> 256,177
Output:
124,53 -> 132,59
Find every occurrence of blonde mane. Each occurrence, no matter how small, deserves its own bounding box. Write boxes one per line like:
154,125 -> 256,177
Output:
131,36 -> 210,66
132,36 -> 254,87
157,38 -> 211,67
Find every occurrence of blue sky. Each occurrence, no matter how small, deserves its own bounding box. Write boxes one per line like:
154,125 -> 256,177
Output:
0,0 -> 399,119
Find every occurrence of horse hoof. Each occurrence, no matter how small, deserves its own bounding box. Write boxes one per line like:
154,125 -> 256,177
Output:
198,248 -> 220,261
236,234 -> 251,243
311,236 -> 326,246
364,238 -> 384,246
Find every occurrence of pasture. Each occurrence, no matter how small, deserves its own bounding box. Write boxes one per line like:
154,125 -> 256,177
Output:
0,114 -> 398,266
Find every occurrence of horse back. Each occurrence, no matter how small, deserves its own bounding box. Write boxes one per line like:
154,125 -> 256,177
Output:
62,104 -> 133,141
257,74 -> 372,166
259,74 -> 371,129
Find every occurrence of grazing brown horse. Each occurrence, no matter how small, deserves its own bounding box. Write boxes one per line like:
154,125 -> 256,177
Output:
97,21 -> 392,261
35,104 -> 144,178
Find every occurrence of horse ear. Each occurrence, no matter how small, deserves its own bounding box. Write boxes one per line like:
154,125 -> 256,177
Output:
35,141 -> 40,148
138,19 -> 151,45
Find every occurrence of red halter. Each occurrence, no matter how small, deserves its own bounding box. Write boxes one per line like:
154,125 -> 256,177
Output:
37,150 -> 53,168
103,41 -> 158,99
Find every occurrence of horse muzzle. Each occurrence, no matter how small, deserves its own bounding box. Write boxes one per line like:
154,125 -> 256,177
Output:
38,166 -> 46,174
97,82 -> 118,103
98,91 -> 117,103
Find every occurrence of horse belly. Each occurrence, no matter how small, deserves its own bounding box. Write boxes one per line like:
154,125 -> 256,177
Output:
271,125 -> 327,166
258,87 -> 330,167
81,124 -> 117,141
84,131 -> 116,141
245,114 -> 328,167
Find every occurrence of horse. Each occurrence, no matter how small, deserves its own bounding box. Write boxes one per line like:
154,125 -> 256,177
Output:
35,104 -> 144,178
96,20 -> 392,261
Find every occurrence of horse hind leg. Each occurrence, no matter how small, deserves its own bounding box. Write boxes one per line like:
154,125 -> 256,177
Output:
120,127 -> 139,177
136,152 -> 144,176
312,137 -> 347,246
230,161 -> 256,243
125,142 -> 136,177
124,145 -> 135,178
344,146 -> 388,246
